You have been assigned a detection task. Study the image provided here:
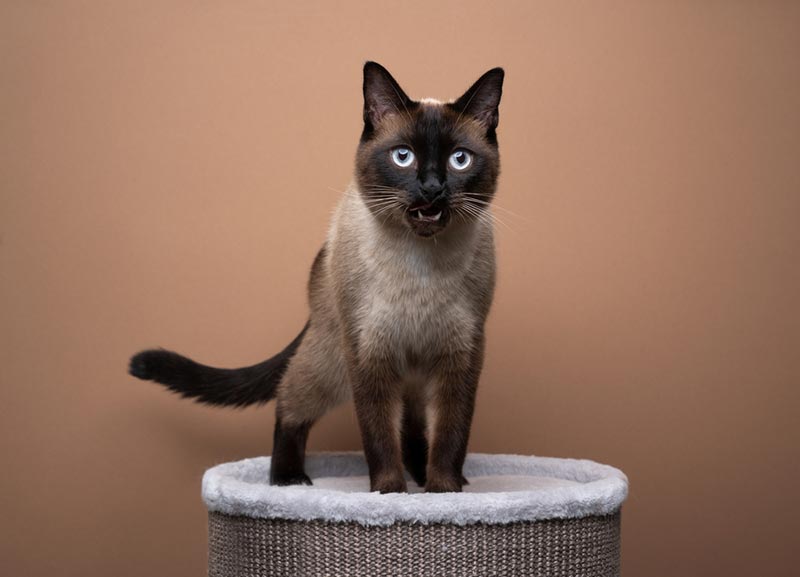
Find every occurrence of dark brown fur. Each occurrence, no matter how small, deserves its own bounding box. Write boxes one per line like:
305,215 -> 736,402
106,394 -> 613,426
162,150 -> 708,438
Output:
130,62 -> 504,493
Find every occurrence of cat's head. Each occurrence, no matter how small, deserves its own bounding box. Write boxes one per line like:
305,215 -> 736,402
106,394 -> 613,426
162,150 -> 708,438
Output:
355,62 -> 504,238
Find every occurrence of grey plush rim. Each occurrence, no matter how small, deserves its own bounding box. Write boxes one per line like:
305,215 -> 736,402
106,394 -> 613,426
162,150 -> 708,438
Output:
202,452 -> 628,527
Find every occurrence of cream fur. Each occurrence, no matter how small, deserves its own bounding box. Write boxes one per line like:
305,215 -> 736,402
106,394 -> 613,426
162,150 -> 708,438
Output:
274,185 -> 494,427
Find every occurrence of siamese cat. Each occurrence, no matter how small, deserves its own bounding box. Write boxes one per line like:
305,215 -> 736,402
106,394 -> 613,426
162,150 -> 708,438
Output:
130,62 -> 504,493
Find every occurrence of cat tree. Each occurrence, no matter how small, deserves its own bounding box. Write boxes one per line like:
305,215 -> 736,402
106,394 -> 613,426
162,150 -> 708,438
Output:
203,452 -> 627,577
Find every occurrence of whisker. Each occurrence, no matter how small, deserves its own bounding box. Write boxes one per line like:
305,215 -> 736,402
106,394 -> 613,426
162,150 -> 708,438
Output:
456,201 -> 516,235
363,195 -> 403,202
467,204 -> 512,231
370,204 -> 403,219
363,197 -> 401,207
460,193 -> 529,222
363,192 -> 406,198
327,186 -> 350,196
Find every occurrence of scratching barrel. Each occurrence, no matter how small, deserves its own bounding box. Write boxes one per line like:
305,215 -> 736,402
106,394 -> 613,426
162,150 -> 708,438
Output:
203,453 -> 628,577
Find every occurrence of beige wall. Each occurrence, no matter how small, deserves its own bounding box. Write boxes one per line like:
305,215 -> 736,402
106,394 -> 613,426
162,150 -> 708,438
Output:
2,2 -> 799,575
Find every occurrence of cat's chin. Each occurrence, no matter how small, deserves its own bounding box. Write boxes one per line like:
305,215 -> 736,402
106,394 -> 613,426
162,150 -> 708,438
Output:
406,204 -> 450,237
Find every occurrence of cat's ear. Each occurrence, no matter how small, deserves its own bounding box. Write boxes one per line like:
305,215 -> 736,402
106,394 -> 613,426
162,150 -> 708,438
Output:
363,62 -> 412,130
452,67 -> 505,132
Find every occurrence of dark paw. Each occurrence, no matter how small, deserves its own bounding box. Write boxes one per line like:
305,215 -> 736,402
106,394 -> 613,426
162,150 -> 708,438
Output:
372,475 -> 408,494
425,475 -> 463,493
270,470 -> 312,486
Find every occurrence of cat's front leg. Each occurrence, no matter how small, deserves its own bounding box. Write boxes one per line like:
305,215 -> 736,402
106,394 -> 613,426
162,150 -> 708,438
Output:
426,334 -> 485,493
349,355 -> 407,493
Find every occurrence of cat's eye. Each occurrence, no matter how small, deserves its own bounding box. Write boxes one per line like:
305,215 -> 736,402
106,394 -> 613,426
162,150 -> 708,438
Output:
391,147 -> 415,168
449,149 -> 472,171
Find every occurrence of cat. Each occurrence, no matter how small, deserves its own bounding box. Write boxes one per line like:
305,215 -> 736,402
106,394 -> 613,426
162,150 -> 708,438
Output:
129,62 -> 504,493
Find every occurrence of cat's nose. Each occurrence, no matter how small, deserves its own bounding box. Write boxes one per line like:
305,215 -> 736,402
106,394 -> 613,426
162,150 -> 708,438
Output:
420,177 -> 445,202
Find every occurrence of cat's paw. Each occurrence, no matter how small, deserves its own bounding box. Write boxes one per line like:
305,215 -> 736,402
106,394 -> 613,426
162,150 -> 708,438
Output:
270,471 -> 313,486
372,475 -> 408,494
425,475 -> 463,493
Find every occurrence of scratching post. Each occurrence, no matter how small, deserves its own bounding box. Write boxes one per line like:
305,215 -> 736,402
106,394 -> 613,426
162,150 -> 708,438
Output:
203,453 -> 628,577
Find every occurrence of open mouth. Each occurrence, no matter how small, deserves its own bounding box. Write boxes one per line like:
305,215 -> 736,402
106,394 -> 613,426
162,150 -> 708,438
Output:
409,204 -> 443,223
406,202 -> 449,235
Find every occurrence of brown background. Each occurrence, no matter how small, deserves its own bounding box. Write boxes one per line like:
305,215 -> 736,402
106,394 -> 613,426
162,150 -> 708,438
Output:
2,2 -> 799,576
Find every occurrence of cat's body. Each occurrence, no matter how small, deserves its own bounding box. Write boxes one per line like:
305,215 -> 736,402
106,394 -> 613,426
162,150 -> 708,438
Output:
130,62 -> 504,493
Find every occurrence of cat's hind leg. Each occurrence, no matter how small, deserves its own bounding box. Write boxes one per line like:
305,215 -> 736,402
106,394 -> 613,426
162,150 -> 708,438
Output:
270,417 -> 314,486
269,324 -> 350,486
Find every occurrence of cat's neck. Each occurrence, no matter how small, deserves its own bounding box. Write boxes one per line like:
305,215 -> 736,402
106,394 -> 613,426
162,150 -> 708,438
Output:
338,184 -> 487,267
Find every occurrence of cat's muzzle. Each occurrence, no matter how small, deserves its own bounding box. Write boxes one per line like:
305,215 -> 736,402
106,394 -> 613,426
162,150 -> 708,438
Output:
406,201 -> 450,237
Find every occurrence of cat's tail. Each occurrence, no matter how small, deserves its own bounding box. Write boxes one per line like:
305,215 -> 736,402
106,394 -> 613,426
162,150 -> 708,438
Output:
128,323 -> 308,407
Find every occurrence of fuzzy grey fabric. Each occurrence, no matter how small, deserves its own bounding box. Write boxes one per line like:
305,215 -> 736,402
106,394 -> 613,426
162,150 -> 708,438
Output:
202,452 -> 628,527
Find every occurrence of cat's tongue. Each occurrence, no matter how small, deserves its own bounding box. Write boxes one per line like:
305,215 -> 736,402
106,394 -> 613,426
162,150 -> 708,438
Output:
409,203 -> 443,223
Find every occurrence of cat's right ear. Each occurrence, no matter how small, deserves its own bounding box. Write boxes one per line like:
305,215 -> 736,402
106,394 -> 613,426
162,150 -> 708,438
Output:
362,62 -> 412,133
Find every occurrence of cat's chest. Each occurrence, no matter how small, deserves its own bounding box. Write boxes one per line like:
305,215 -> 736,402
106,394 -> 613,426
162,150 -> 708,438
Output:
357,246 -> 476,354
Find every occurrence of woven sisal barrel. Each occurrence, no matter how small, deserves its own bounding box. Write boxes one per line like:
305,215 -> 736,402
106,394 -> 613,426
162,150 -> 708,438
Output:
203,453 -> 628,577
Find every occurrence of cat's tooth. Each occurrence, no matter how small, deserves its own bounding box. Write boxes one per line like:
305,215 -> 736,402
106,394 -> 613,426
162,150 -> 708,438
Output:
416,210 -> 423,220
432,212 -> 442,221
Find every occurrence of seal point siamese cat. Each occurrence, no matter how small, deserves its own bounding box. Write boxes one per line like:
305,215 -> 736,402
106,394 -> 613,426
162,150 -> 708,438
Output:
130,62 -> 504,493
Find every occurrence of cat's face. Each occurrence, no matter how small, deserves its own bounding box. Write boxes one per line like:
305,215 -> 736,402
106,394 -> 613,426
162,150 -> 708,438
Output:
355,63 -> 504,238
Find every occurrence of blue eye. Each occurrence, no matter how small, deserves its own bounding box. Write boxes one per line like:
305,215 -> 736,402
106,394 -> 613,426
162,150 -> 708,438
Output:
391,147 -> 415,167
449,149 -> 472,170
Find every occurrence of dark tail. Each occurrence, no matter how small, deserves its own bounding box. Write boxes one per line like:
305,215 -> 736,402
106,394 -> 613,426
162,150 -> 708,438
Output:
129,323 -> 308,407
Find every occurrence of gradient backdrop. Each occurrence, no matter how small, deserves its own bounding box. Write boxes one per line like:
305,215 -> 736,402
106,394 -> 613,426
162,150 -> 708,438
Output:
2,2 -> 799,576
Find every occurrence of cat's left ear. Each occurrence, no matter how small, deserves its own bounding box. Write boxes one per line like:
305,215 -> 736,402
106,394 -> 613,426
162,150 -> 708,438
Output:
452,68 -> 505,132
363,62 -> 412,131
